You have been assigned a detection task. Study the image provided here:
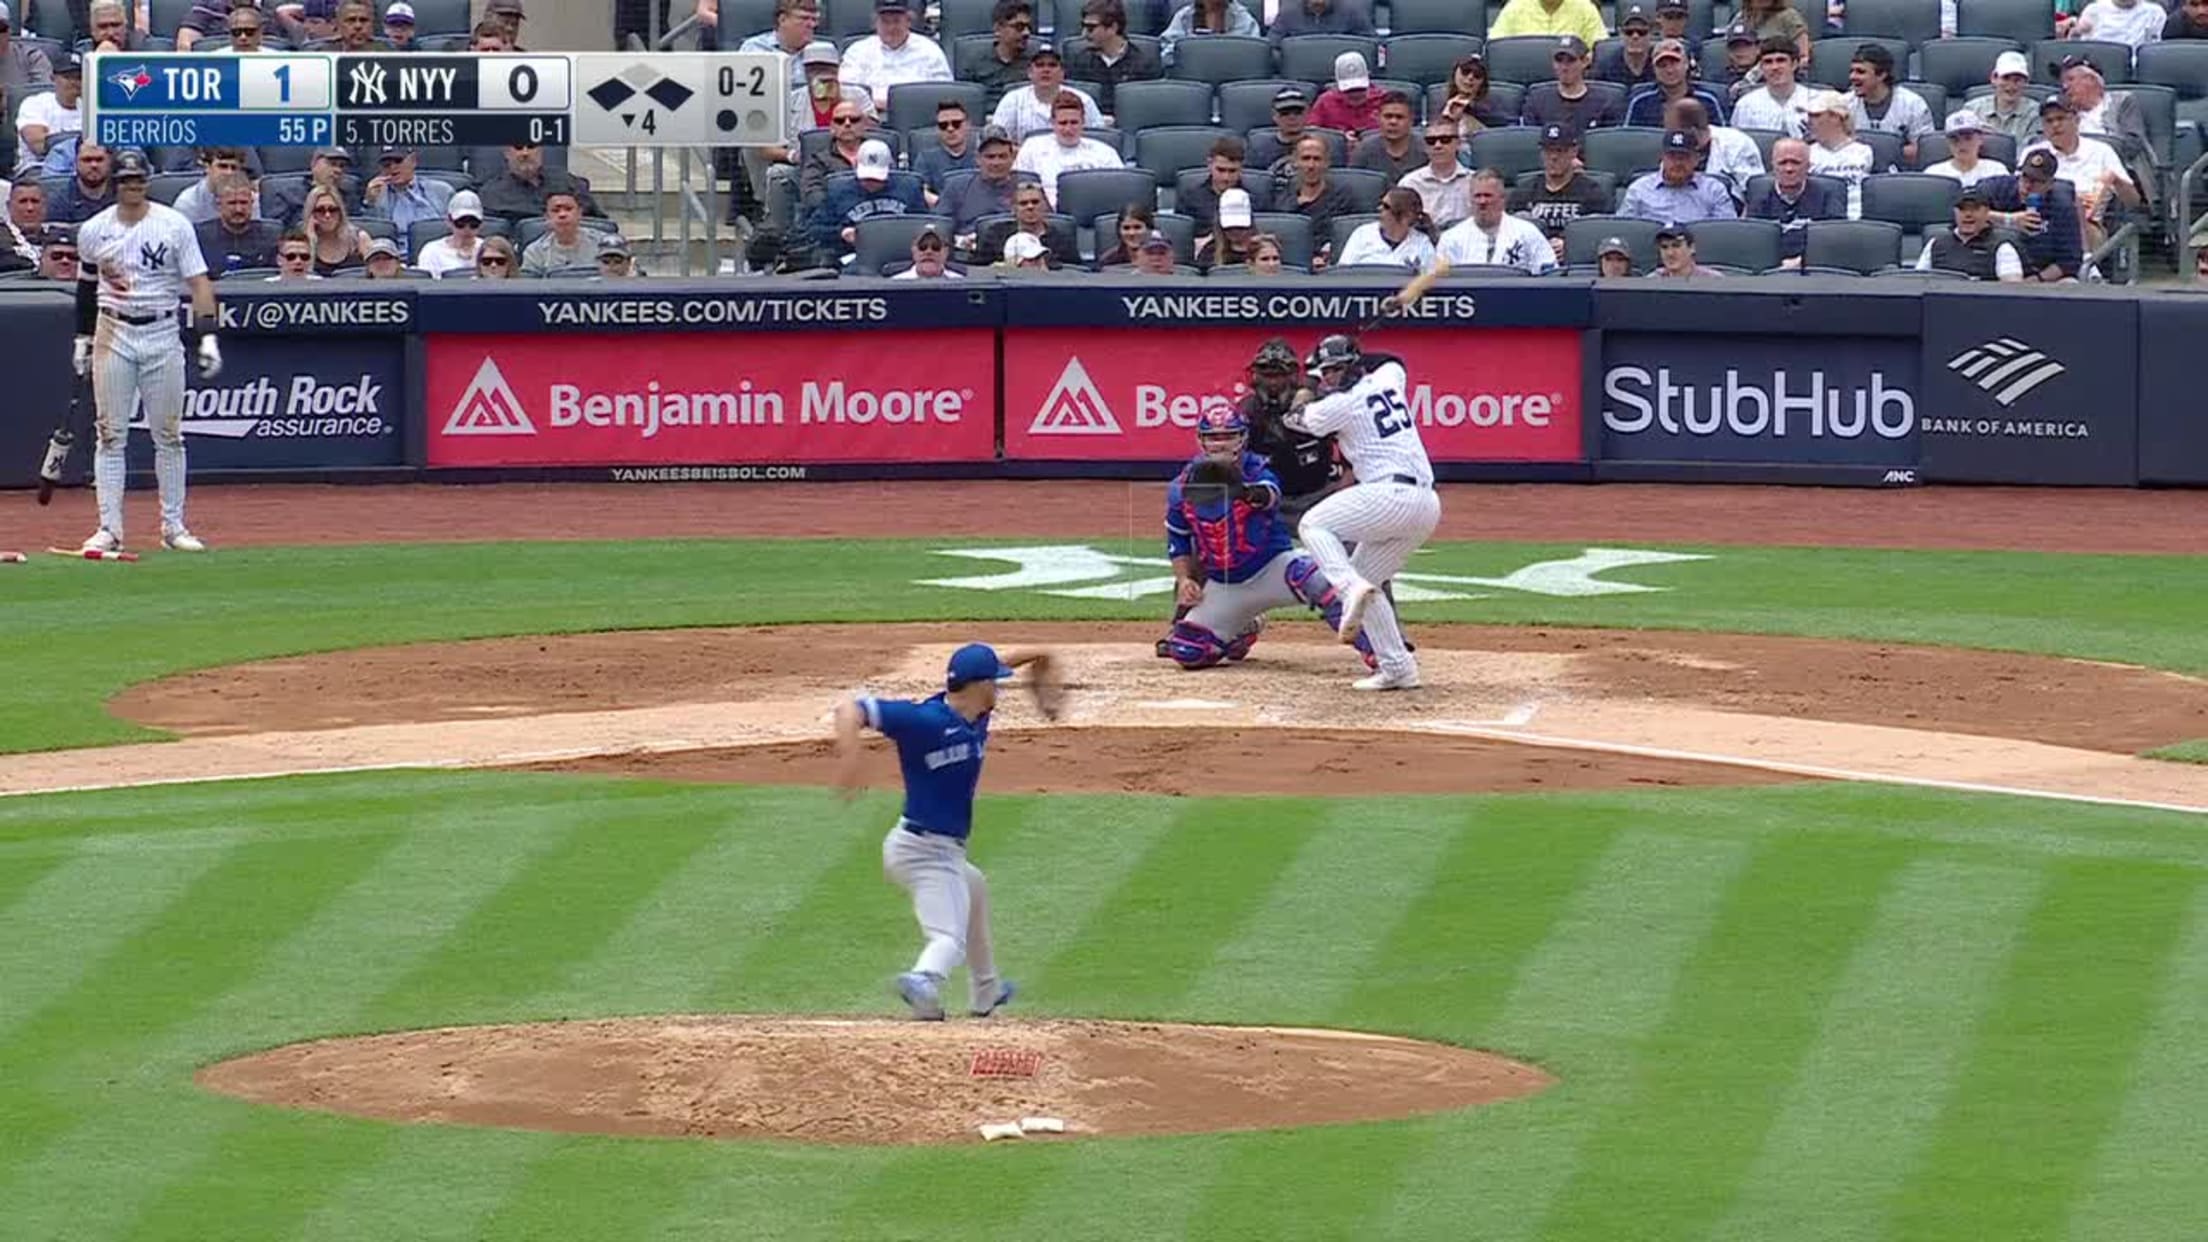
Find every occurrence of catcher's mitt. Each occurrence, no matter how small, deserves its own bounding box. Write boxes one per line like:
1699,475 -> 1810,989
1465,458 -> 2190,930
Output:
1186,456 -> 1249,501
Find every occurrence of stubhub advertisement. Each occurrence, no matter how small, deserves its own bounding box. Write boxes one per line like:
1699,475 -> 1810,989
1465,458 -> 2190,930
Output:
1599,333 -> 1920,467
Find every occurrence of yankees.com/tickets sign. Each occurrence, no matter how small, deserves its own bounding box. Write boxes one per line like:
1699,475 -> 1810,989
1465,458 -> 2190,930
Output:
1002,328 -> 1584,462
425,331 -> 997,467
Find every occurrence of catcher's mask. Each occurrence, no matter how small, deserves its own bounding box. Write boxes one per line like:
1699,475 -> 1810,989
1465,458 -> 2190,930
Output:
1248,337 -> 1301,400
1195,406 -> 1249,460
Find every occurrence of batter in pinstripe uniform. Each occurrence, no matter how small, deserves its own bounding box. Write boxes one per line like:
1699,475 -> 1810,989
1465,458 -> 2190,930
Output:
1285,334 -> 1441,692
72,149 -> 222,556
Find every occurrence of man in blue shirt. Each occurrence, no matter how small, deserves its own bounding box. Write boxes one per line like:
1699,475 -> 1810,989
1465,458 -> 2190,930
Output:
1618,129 -> 1739,225
835,642 -> 1063,1020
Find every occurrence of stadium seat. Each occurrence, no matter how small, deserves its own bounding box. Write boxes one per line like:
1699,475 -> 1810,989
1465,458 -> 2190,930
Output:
415,146 -> 467,172
1327,211 -> 1377,255
259,146 -> 317,174
1170,35 -> 1276,84
356,218 -> 400,242
1382,34 -> 1485,87
1676,217 -> 1783,271
1916,36 -> 2025,98
1386,0 -> 1485,37
1329,167 -> 1390,212
1841,0 -> 1942,48
1218,79 -> 1318,134
1110,80 -> 1217,132
1174,167 -> 1275,212
1051,0 -> 1163,37
849,214 -> 955,275
1512,167 -> 1617,199
1482,35 -> 1566,88
1801,218 -> 1903,272
1279,34 -> 1382,85
886,81 -> 991,134
1247,212 -> 1315,266
1736,127 -> 1786,170
1911,129 -> 2019,170
1862,171 -> 1959,239
1054,167 -> 1159,224
2031,37 -> 2132,84
1859,127 -> 1906,171
1905,81 -> 1949,121
221,267 -> 282,281
1135,125 -> 1240,181
1563,214 -> 1660,266
414,32 -> 468,50
146,172 -> 197,205
939,0 -> 1002,40
145,0 -> 191,37
1582,126 -> 1667,179
1807,37 -> 1911,90
2138,41 -> 2208,101
1956,0 -> 2057,45
818,0 -> 878,41
406,0 -> 470,34
1696,36 -> 1732,83
1468,125 -> 1544,180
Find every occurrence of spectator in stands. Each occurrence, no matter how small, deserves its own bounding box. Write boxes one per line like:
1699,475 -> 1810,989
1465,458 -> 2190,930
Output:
276,0 -> 339,44
995,229 -> 1050,269
1247,87 -> 1314,171
523,189 -> 614,274
2167,0 -> 2208,37
1925,110 -> 2010,186
264,146 -> 363,226
1180,136 -> 1247,235
172,147 -> 253,224
797,101 -> 867,207
2067,0 -> 2167,47
382,2 -> 417,48
974,0 -> 1038,100
1670,97 -> 1762,197
1439,54 -> 1509,136
1915,184 -> 2025,279
1975,52 -> 2044,145
46,141 -> 114,223
478,142 -> 597,223
1014,90 -> 1123,206
1337,184 -> 1438,269
1596,233 -> 1634,274
2058,55 -> 2155,194
473,234 -> 518,278
38,222 -> 75,279
1746,136 -> 1845,263
1490,0 -> 1607,45
1626,37 -> 1727,127
1721,25 -> 1770,102
362,146 -> 451,236
1399,118 -> 1474,227
809,138 -> 923,260
943,124 -> 1026,243
196,173 -> 281,273
1978,149 -> 2084,280
1,3 -> 54,91
1598,3 -> 1659,88
469,18 -> 511,51
1730,37 -> 1811,137
1312,52 -> 1384,140
0,191 -> 31,270
775,44 -> 874,173
1509,123 -> 1611,262
596,238 -> 638,277
1280,133 -> 1355,268
1249,230 -> 1286,272
1270,0 -> 1374,45
1846,43 -> 1934,166
85,0 -> 151,50
993,43 -> 1102,141
1620,129 -> 1740,223
1095,201 -> 1155,266
1160,0 -> 1257,67
224,5 -> 270,52
1650,223 -> 1721,276
737,0 -> 819,66
894,221 -> 960,277
327,0 -> 386,51
1437,168 -> 1555,271
417,189 -> 487,276
1526,37 -> 1627,132
915,99 -> 976,203
2025,95 -> 2140,249
271,229 -> 318,280
485,0 -> 526,47
15,52 -> 80,176
1195,185 -> 1256,267
1134,228 -> 1179,272
174,0 -> 230,50
841,0 -> 951,112
1352,91 -> 1425,182
1804,90 -> 1873,216
1062,0 -> 1162,117
362,235 -> 407,277
1652,0 -> 1691,42
304,183 -> 369,273
978,178 -> 1078,265
8,177 -> 43,233
1735,0 -> 1811,61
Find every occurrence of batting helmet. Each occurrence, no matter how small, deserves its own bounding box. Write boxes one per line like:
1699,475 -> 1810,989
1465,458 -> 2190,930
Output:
1195,406 -> 1248,458
112,149 -> 152,181
1307,334 -> 1360,376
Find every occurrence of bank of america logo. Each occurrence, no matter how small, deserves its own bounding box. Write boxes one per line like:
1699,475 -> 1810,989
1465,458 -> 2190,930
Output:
442,358 -> 536,436
1945,338 -> 2066,407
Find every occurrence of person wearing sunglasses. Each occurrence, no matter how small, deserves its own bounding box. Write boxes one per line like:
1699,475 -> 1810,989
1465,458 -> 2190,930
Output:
473,235 -> 518,278
594,236 -> 639,278
175,0 -> 264,50
267,230 -> 321,281
416,189 -> 489,277
1060,0 -> 1161,117
1596,1 -> 1659,88
891,222 -> 961,279
797,97 -> 875,210
972,0 -> 1037,98
1397,121 -> 1475,228
913,99 -> 975,205
38,224 -> 77,281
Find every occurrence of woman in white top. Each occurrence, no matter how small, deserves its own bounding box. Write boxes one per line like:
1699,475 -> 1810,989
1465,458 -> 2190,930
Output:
2066,0 -> 2166,47
1335,187 -> 1440,272
1805,92 -> 1874,219
1160,0 -> 1259,67
416,191 -> 488,277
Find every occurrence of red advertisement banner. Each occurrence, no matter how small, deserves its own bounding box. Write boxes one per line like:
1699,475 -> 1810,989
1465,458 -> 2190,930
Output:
1003,327 -> 1585,462
426,331 -> 998,467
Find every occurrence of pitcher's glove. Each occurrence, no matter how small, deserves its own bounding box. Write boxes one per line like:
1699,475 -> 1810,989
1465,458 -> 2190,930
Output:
1187,457 -> 1251,503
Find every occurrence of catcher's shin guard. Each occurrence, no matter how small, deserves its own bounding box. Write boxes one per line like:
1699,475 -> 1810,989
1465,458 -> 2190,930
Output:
1156,602 -> 1194,659
1163,620 -> 1231,670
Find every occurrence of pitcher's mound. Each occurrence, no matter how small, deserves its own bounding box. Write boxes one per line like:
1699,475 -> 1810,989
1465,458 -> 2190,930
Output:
198,1016 -> 1554,1145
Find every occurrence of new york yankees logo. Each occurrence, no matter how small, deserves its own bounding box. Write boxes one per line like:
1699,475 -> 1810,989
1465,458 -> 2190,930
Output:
139,241 -> 171,270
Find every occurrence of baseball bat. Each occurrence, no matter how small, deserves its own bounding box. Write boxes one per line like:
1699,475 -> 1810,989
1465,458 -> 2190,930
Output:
1,552 -> 26,564
1353,258 -> 1454,337
35,375 -> 89,507
48,547 -> 138,563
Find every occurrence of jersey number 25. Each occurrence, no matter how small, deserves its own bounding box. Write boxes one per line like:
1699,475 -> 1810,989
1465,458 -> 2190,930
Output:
1366,390 -> 1411,438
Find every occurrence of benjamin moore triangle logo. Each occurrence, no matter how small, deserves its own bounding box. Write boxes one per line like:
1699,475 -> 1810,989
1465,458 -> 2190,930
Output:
443,358 -> 537,436
1029,357 -> 1122,435
1945,337 -> 2067,407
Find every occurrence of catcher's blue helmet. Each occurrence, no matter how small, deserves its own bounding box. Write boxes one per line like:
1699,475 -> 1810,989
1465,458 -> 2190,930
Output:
1195,406 -> 1248,456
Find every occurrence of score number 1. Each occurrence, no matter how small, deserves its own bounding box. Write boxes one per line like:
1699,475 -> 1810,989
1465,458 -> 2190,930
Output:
239,57 -> 332,110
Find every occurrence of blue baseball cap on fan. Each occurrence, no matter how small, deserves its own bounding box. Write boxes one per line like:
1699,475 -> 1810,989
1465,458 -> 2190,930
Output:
946,643 -> 1016,688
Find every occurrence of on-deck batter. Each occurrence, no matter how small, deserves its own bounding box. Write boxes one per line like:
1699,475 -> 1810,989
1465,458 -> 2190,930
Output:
73,148 -> 222,555
1285,335 -> 1442,691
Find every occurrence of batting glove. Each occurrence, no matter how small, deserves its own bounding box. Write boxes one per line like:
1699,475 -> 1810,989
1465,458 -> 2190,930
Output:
196,335 -> 223,380
71,336 -> 92,378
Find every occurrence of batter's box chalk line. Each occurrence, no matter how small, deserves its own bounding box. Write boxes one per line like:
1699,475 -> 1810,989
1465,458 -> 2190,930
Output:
969,1048 -> 1043,1078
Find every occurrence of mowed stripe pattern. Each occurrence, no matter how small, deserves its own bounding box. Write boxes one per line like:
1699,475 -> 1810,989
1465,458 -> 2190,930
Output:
0,775 -> 2202,1241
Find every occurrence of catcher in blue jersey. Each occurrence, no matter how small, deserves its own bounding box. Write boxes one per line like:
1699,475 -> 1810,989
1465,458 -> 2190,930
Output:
1159,406 -> 1378,671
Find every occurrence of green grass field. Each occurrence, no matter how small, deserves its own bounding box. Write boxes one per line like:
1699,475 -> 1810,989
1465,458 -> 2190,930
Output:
3,535 -> 2205,1240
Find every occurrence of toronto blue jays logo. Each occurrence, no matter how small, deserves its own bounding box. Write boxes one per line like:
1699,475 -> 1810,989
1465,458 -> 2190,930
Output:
139,241 -> 171,269
108,64 -> 154,100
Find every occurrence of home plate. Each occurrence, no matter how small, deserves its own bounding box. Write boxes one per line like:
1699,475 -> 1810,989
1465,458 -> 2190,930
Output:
1134,699 -> 1242,710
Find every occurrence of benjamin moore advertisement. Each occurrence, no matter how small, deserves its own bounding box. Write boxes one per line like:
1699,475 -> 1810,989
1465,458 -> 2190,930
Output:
1599,333 -> 1920,467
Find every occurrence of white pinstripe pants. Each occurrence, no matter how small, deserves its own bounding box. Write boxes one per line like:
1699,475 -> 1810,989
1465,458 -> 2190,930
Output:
90,315 -> 189,541
1297,481 -> 1442,674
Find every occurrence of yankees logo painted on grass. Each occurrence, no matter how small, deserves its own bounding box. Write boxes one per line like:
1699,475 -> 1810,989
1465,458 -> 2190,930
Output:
917,545 -> 1711,601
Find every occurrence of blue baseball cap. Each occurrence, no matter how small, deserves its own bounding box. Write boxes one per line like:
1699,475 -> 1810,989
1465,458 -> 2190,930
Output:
946,643 -> 1016,687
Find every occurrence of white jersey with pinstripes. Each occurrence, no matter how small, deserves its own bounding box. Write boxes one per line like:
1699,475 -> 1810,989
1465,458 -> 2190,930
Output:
76,202 -> 206,318
1284,361 -> 1434,486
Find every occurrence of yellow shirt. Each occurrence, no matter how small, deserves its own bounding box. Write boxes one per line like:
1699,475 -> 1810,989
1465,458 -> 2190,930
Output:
1488,0 -> 1610,45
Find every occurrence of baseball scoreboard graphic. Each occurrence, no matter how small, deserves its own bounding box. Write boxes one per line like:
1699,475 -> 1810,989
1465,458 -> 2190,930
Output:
84,51 -> 788,150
